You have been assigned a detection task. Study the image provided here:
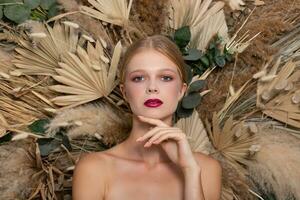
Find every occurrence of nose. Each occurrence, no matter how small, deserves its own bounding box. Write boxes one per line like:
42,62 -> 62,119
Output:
146,81 -> 159,94
147,87 -> 159,93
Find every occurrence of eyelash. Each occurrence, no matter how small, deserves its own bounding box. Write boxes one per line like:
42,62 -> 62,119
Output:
131,75 -> 173,82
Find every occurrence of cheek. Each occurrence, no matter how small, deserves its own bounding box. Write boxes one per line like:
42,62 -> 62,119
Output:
123,83 -> 144,100
163,82 -> 183,98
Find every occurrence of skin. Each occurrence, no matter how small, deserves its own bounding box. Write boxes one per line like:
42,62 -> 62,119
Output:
72,49 -> 222,200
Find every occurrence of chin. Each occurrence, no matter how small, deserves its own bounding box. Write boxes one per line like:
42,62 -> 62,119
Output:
136,110 -> 174,120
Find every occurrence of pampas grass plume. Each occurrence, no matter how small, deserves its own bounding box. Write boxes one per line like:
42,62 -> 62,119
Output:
248,123 -> 300,199
46,103 -> 131,146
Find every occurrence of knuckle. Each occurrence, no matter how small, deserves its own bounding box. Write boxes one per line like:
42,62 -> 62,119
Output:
180,134 -> 186,139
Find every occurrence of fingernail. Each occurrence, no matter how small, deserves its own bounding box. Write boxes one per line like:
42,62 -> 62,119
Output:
144,142 -> 150,147
136,137 -> 142,142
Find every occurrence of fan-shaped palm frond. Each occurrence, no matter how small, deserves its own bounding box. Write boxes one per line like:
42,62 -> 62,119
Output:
0,48 -> 16,78
50,40 -> 122,108
175,110 -> 213,154
256,59 -> 300,128
190,10 -> 228,51
12,22 -> 80,75
80,0 -> 133,27
169,0 -> 228,51
217,80 -> 251,122
0,95 -> 45,126
205,113 -> 258,173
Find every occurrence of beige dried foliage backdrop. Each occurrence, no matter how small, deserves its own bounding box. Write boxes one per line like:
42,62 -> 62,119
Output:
0,0 -> 299,200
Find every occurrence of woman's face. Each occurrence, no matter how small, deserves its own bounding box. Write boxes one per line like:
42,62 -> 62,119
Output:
120,49 -> 187,121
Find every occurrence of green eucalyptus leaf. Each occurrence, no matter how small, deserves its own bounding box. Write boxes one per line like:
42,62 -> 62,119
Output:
174,26 -> 191,48
215,35 -> 222,44
4,4 -> 31,24
61,133 -> 72,151
0,0 -> 22,4
200,55 -> 210,67
225,53 -> 232,62
188,80 -> 205,93
182,92 -> 202,109
40,0 -> 56,10
176,101 -> 194,118
215,55 -> 226,67
208,41 -> 216,50
24,0 -> 40,9
183,48 -> 202,61
37,138 -> 61,156
184,64 -> 193,84
47,2 -> 59,18
208,53 -> 214,65
213,47 -> 221,57
28,118 -> 50,135
0,6 -> 3,19
193,65 -> 203,75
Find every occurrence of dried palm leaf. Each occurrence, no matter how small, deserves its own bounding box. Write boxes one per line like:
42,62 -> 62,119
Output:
0,29 -> 24,45
205,113 -> 258,174
191,10 -> 228,51
50,40 -> 122,108
0,96 -> 41,126
175,110 -> 213,154
271,25 -> 300,62
0,112 -> 8,137
169,0 -> 228,51
0,48 -> 15,73
80,0 -> 133,27
257,59 -> 300,128
0,74 -> 57,127
12,22 -> 80,75
223,0 -> 245,10
225,8 -> 261,54
226,30 -> 261,54
217,80 -> 251,122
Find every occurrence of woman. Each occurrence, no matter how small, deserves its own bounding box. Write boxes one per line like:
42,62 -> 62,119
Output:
72,35 -> 222,200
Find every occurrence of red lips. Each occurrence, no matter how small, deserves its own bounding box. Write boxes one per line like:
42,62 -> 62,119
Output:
144,99 -> 163,108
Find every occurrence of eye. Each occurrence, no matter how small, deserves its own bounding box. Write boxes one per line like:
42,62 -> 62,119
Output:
161,75 -> 173,81
132,75 -> 144,82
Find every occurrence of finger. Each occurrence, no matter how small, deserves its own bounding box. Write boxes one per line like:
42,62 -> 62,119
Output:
137,115 -> 169,127
152,132 -> 185,144
145,130 -> 175,147
136,127 -> 177,142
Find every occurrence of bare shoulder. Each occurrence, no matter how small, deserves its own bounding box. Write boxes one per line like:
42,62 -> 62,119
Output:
77,151 -> 109,164
72,152 -> 109,200
193,152 -> 222,200
193,152 -> 222,172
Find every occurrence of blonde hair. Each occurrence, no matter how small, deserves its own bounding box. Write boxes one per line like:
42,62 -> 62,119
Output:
119,35 -> 187,84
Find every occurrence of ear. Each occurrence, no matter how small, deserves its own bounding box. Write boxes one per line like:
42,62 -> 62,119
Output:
179,83 -> 187,100
119,83 -> 127,100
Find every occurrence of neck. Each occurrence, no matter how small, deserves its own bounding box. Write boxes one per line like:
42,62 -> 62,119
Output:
122,114 -> 173,168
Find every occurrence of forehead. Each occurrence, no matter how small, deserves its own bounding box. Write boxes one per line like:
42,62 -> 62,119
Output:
126,49 -> 179,74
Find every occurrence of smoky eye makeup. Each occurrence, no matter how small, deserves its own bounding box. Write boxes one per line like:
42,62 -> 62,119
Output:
160,74 -> 174,81
131,75 -> 144,82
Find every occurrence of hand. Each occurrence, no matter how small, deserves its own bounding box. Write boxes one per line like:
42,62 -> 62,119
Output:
136,115 -> 199,171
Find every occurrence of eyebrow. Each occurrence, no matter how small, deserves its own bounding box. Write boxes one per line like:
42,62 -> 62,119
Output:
128,68 -> 177,75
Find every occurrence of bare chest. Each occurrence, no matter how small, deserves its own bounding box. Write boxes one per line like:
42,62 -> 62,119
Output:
105,162 -> 184,200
